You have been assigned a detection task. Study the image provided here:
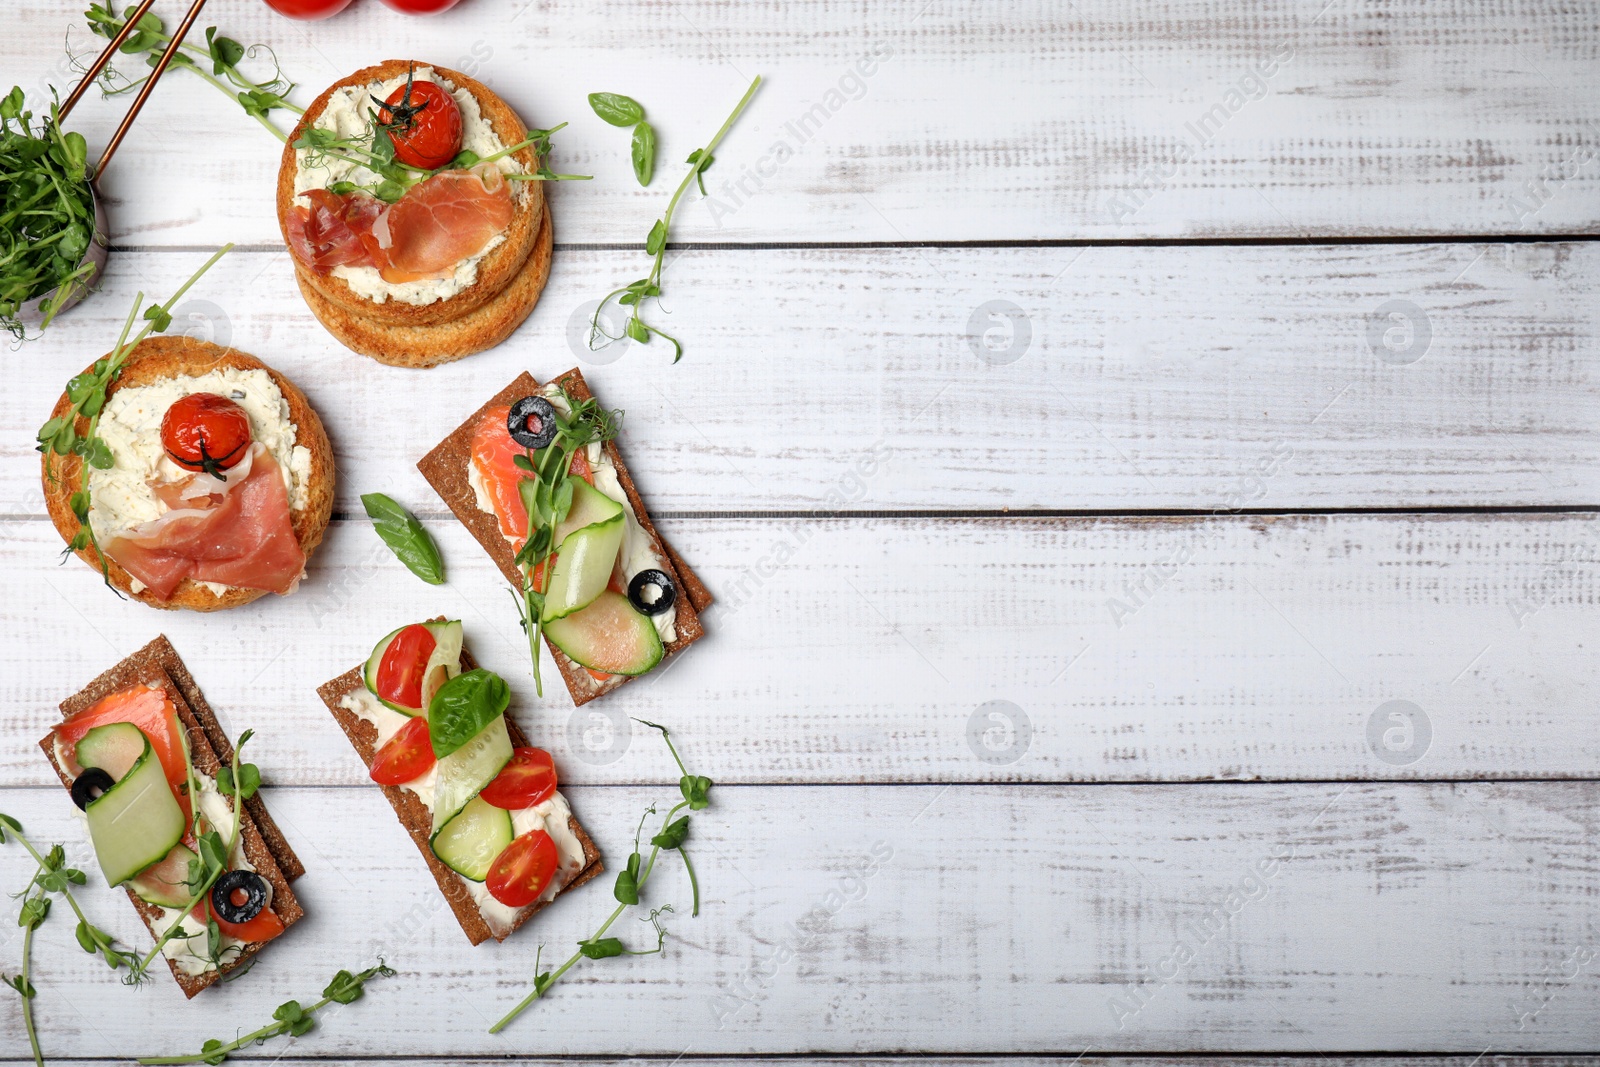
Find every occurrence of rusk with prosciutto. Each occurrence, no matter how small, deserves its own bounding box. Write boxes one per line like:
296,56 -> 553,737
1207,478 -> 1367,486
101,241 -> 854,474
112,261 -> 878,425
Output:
41,336 -> 335,611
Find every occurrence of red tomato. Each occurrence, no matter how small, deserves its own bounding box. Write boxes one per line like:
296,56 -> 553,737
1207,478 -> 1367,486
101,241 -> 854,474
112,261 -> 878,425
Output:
377,624 -> 436,709
209,897 -> 287,943
262,0 -> 355,17
379,79 -> 464,169
479,748 -> 557,810
369,715 -> 436,785
377,0 -> 464,12
485,829 -> 558,907
161,393 -> 252,476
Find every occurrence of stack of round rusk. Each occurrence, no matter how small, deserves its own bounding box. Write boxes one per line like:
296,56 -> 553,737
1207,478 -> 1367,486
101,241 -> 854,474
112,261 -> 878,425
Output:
277,60 -> 554,368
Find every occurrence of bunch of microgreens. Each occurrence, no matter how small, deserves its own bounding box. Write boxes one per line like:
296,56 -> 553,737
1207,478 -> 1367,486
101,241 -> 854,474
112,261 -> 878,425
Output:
80,2 -> 302,142
491,720 -> 711,1032
36,245 -> 231,589
138,961 -> 397,1066
1,813 -> 139,1067
508,387 -> 623,695
0,85 -> 99,340
590,75 -> 762,362
293,64 -> 589,205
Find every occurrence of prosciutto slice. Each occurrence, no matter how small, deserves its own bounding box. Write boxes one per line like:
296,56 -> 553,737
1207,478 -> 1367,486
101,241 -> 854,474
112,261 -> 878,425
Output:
285,166 -> 512,281
105,444 -> 306,601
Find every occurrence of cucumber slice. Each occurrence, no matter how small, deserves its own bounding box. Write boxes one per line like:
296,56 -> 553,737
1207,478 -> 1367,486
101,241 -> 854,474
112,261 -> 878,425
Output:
430,714 -> 512,834
76,722 -> 149,781
430,795 -> 513,882
84,737 -> 185,887
420,620 -> 464,711
545,591 -> 664,676
129,843 -> 199,908
364,621 -> 463,716
552,478 -> 623,549
541,515 -> 624,622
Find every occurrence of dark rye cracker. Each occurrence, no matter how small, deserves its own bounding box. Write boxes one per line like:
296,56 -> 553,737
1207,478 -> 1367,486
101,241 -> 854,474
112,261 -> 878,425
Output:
418,369 -> 712,705
40,636 -> 305,998
316,642 -> 602,946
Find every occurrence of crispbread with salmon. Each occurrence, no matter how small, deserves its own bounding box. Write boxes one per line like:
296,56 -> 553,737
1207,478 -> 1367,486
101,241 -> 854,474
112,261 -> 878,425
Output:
418,369 -> 712,705
39,636 -> 305,998
292,206 -> 552,369
277,59 -> 544,329
40,336 -> 335,612
316,638 -> 603,946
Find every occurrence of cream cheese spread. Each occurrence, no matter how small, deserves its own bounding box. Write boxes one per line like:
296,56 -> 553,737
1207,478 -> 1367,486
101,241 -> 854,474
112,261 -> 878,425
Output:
153,780 -> 257,977
339,685 -> 585,936
292,66 -> 524,307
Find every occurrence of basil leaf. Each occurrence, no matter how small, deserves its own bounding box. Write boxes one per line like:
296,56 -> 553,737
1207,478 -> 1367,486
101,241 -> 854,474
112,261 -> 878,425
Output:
631,120 -> 656,187
360,493 -> 445,585
428,669 -> 510,758
588,92 -> 644,127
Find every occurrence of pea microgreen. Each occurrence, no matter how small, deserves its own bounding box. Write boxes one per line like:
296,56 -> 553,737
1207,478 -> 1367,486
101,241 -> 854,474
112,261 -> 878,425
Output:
361,493 -> 445,585
489,722 -> 709,1032
590,75 -> 762,362
124,727 -> 259,986
2,813 -> 138,1067
506,387 -> 623,694
137,961 -> 396,1065
0,87 -> 100,340
79,3 -> 302,142
37,246 -> 232,592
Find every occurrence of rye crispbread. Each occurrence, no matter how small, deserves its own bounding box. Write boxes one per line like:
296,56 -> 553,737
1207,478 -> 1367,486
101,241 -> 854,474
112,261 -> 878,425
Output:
40,336 -> 336,612
316,640 -> 603,946
39,636 -> 305,998
416,369 -> 712,705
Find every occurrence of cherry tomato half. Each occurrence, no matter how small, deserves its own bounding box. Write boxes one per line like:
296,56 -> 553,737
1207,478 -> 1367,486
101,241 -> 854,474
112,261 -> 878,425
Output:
370,715 -> 436,786
377,0 -> 465,13
379,79 -> 463,169
161,393 -> 252,477
262,0 -> 355,18
485,829 -> 559,907
377,624 -> 436,710
479,748 -> 557,810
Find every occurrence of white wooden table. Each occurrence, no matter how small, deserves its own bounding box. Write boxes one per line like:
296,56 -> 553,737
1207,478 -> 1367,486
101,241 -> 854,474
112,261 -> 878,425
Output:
3,0 -> 1599,1062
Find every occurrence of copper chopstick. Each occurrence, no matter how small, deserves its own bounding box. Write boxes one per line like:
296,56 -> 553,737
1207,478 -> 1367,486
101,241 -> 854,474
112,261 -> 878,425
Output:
59,0 -> 159,122
94,0 -> 209,180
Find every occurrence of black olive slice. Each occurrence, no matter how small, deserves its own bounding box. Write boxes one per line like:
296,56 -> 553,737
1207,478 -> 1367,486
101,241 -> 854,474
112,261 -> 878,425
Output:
70,768 -> 115,811
507,395 -> 558,450
211,869 -> 270,924
627,568 -> 677,617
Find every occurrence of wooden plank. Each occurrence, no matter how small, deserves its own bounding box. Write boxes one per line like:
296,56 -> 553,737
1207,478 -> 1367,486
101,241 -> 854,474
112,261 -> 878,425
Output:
9,1061 -> 1600,1067
0,513 -> 1594,787
5,1 -> 1597,244
7,243 -> 1599,512
1,782 -> 1595,1054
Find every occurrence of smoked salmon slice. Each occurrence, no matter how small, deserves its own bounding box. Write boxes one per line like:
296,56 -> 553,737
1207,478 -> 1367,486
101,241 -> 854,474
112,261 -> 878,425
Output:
105,445 -> 306,601
56,685 -> 190,819
470,404 -> 599,555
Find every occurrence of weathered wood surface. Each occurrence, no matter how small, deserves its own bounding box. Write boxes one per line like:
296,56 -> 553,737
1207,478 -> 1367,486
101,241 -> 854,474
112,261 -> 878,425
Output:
0,512 -> 1594,787
1,782 -> 1596,1055
6,0 -> 1599,245
6,243 -> 1599,513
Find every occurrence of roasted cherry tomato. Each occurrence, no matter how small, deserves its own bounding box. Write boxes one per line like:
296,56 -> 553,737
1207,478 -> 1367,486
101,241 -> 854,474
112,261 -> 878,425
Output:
378,76 -> 463,169
479,747 -> 557,810
369,715 -> 437,785
485,829 -> 559,907
377,624 -> 436,709
161,393 -> 252,477
262,0 -> 355,18
377,0 -> 465,12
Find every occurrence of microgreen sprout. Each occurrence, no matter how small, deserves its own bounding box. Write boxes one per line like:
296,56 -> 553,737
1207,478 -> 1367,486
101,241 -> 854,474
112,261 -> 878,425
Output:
590,75 -> 762,362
